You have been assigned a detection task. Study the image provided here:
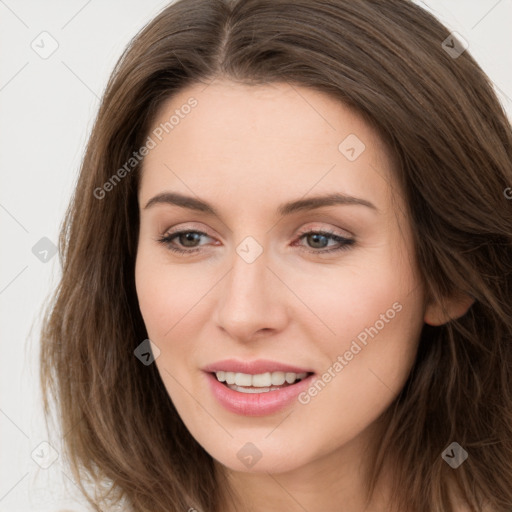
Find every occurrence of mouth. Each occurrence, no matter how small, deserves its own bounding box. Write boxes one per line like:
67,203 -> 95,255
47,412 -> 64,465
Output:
203,362 -> 316,416
212,370 -> 313,394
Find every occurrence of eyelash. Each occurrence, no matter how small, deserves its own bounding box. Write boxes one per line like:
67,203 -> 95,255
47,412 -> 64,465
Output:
156,228 -> 355,255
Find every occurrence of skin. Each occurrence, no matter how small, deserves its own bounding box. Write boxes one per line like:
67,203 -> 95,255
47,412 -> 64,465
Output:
135,78 -> 474,511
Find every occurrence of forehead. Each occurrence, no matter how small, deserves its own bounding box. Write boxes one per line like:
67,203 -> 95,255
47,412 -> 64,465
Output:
139,79 -> 399,217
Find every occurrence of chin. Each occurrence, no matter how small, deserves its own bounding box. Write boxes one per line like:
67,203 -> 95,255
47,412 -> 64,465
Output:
204,436 -> 312,475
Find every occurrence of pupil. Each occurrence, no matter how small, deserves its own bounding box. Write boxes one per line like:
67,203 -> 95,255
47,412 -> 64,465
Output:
308,233 -> 327,248
181,232 -> 200,247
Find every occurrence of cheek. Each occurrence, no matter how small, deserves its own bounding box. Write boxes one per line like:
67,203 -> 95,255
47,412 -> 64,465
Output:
295,249 -> 424,399
292,291 -> 423,454
135,254 -> 169,339
307,276 -> 423,397
281,252 -> 419,352
135,247 -> 212,340
135,250 -> 203,404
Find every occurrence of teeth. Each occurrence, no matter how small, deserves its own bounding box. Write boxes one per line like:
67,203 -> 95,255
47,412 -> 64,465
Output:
252,372 -> 271,387
215,370 -> 308,387
285,372 -> 297,384
271,372 -> 286,386
235,372 -> 252,386
229,385 -> 283,394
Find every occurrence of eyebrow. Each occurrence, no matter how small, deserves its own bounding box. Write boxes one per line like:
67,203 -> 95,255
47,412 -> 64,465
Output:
143,191 -> 378,216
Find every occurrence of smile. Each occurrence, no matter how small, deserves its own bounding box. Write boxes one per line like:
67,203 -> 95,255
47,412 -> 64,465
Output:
203,362 -> 316,416
214,371 -> 310,393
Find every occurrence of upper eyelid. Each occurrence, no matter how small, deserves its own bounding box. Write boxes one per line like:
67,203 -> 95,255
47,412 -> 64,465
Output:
161,221 -> 354,238
163,225 -> 214,239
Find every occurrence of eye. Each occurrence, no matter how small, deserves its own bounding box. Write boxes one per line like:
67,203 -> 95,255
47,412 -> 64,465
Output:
157,230 -> 213,255
156,228 -> 355,255
294,229 -> 355,254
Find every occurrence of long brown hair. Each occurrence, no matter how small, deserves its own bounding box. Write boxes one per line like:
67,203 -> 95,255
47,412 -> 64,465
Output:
40,0 -> 512,510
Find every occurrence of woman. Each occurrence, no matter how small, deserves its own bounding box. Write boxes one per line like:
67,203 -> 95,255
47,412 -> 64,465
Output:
40,0 -> 512,510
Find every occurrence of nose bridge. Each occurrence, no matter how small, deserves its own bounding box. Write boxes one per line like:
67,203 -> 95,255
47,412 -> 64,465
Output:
225,239 -> 270,306
213,235 -> 288,338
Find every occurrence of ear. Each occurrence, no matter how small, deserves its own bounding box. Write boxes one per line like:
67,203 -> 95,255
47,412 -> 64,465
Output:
424,291 -> 475,326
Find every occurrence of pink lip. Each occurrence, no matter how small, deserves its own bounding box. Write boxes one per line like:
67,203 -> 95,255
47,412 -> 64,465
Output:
203,371 -> 316,417
202,358 -> 313,374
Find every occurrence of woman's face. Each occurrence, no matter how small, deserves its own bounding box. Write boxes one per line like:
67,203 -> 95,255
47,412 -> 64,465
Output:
135,79 -> 428,474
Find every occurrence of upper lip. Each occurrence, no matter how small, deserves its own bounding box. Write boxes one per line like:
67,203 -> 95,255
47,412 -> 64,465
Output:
202,359 -> 314,375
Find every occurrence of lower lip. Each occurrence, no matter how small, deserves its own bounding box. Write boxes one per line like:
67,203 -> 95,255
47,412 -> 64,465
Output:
204,372 -> 316,416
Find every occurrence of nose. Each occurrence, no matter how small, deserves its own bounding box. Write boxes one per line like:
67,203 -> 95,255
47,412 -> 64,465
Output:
212,244 -> 289,342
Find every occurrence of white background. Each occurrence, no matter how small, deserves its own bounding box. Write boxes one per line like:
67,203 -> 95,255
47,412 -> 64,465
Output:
1,1 -> 511,510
